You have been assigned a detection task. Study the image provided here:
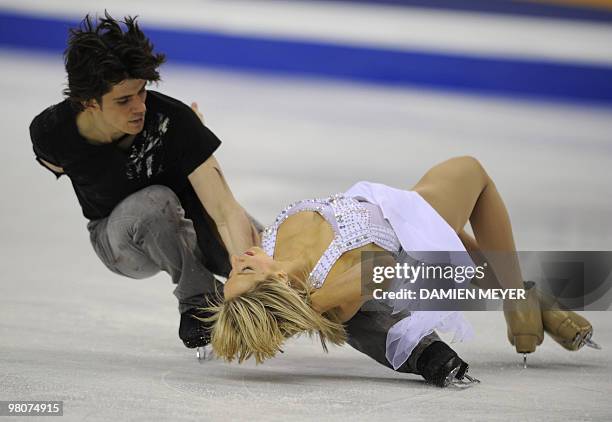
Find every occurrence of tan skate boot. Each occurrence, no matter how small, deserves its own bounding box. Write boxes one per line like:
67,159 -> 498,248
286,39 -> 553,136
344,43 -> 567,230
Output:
503,282 -> 544,366
535,284 -> 601,351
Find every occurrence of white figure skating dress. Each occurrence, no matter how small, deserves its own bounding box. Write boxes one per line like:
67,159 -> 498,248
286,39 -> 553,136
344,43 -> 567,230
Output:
262,181 -> 474,369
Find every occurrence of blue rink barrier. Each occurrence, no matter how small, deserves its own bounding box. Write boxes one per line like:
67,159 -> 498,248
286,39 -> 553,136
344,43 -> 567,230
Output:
1,10 -> 612,106
310,0 -> 612,23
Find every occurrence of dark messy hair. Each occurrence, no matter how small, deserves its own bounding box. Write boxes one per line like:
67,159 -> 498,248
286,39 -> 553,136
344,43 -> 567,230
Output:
63,11 -> 166,111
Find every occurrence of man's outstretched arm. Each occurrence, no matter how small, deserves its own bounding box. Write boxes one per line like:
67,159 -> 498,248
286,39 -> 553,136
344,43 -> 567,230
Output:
188,155 -> 260,257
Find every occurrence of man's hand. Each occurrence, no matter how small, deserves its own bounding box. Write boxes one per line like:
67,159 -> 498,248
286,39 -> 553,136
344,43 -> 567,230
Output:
191,102 -> 205,124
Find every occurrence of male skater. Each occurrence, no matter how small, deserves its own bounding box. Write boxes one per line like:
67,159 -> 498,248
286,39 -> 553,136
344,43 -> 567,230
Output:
29,12 -> 259,350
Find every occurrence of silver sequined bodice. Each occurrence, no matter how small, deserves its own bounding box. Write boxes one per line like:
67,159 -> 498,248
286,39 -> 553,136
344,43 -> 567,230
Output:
261,194 -> 401,288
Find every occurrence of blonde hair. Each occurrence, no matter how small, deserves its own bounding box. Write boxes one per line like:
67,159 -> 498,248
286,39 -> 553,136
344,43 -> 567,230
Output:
203,274 -> 346,364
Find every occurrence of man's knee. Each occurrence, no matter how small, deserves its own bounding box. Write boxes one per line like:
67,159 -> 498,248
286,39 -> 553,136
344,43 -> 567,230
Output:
134,185 -> 185,228
140,185 -> 181,211
97,186 -> 190,278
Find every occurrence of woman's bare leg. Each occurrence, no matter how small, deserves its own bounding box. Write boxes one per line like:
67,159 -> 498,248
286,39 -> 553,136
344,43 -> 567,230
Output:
412,156 -> 543,355
412,156 -> 523,290
457,229 -> 499,290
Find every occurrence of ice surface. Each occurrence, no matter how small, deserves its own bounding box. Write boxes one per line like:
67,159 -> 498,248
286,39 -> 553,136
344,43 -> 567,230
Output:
1,49 -> 611,421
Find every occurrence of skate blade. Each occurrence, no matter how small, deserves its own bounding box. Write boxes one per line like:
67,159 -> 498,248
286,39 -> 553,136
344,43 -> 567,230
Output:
450,373 -> 481,389
583,332 -> 602,350
442,366 -> 461,387
196,345 -> 215,363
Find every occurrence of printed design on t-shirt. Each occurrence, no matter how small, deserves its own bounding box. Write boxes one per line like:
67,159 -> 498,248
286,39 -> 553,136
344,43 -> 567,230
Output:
126,113 -> 168,180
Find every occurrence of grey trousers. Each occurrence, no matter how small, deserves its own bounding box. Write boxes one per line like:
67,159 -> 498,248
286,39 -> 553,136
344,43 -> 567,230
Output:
87,185 -> 222,314
346,300 -> 441,375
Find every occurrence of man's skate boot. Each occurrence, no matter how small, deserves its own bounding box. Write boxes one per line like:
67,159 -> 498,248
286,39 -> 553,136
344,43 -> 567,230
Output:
416,341 -> 479,387
179,308 -> 213,349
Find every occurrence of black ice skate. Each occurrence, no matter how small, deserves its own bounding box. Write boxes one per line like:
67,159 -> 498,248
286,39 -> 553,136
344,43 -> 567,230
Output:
416,341 -> 480,388
179,308 -> 214,361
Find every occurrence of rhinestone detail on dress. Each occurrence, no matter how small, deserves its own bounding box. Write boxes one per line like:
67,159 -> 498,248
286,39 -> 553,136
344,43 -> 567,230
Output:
261,194 -> 400,288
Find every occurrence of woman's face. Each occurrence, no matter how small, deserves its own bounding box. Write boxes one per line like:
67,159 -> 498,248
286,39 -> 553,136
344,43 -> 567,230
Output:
224,247 -> 286,300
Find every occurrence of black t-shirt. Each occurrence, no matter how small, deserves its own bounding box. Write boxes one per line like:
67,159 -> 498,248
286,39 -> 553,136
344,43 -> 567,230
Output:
30,90 -> 231,276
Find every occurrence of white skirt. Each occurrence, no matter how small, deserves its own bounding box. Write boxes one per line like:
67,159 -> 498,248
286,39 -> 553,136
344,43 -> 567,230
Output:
345,181 -> 475,370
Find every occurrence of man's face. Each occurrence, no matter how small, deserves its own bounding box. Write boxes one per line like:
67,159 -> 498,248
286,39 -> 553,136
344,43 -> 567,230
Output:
90,79 -> 147,135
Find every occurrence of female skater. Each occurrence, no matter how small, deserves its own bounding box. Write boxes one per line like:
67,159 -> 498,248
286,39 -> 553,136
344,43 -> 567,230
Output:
207,156 -> 597,387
